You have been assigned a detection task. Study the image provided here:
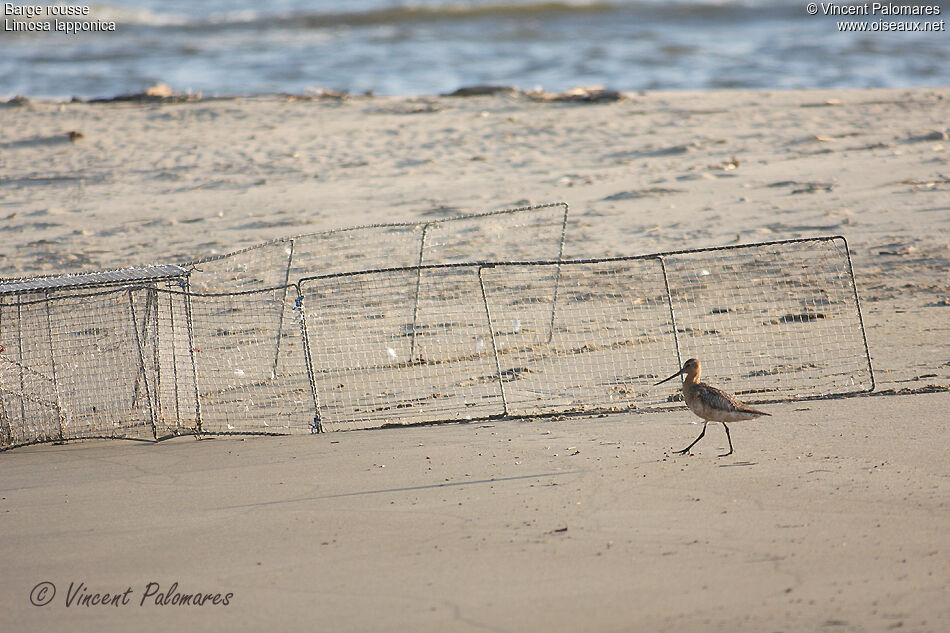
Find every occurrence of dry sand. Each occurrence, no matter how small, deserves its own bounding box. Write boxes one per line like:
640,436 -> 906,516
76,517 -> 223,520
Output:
1,87 -> 949,631
1,87 -> 948,386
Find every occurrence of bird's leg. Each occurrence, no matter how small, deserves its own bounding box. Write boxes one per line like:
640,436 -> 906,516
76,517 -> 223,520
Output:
673,422 -> 707,455
718,422 -> 734,458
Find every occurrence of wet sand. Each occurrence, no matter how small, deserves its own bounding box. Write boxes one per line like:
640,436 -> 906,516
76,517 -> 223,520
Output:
3,393 -> 949,632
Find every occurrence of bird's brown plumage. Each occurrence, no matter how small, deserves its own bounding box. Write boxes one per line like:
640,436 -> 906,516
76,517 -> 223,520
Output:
655,358 -> 770,456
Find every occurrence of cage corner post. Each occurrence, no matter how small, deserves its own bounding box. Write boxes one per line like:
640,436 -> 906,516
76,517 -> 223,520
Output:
0,297 -> 11,446
128,288 -> 158,440
271,238 -> 297,380
181,278 -> 203,436
148,286 -> 164,437
837,235 -> 876,393
657,256 -> 683,371
477,265 -> 509,417
408,222 -> 431,364
163,285 -> 184,434
294,285 -> 323,433
41,290 -> 68,443
544,201 -> 570,344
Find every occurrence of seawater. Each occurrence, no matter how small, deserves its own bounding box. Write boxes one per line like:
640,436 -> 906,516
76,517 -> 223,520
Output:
1,0 -> 948,98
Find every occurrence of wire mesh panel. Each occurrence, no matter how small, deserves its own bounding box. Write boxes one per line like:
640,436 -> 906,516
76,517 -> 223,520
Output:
185,203 -> 569,292
153,289 -> 199,438
289,224 -> 424,280
0,265 -> 189,294
184,205 -> 571,409
422,203 -> 568,264
660,237 -> 873,402
0,288 -> 159,449
0,295 -> 64,447
187,240 -> 297,293
481,260 -> 678,416
186,287 -> 316,434
300,268 -> 504,430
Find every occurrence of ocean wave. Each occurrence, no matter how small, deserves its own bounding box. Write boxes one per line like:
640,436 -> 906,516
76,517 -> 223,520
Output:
86,3 -> 191,27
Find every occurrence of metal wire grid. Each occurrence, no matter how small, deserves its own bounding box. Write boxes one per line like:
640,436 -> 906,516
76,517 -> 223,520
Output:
480,260 -> 677,417
181,287 -> 316,435
0,235 -> 875,448
0,265 -> 189,294
0,284 -> 315,449
188,240 -> 298,293
0,288 -> 162,446
185,202 -> 569,293
300,269 -> 504,430
0,294 -> 62,446
418,205 -> 568,265
153,288 -> 199,438
660,238 -> 874,402
297,236 -> 873,429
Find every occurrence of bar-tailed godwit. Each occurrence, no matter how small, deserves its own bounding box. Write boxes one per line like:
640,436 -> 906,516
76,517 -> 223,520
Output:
655,358 -> 770,457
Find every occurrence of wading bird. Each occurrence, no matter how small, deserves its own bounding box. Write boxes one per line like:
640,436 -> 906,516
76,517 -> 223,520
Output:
655,358 -> 770,457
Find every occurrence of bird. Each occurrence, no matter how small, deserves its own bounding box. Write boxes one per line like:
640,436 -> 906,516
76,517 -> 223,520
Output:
655,358 -> 770,457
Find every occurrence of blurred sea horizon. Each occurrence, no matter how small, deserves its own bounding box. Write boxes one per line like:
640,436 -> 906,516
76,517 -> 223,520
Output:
1,0 -> 948,99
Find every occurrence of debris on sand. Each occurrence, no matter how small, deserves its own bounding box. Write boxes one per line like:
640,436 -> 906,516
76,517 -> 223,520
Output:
145,82 -> 175,98
2,95 -> 30,107
443,85 -> 624,103
907,129 -> 949,143
526,86 -> 625,103
442,85 -> 519,97
85,82 -> 202,104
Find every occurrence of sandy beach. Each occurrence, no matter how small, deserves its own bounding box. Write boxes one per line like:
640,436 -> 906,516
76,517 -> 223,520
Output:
1,87 -> 949,630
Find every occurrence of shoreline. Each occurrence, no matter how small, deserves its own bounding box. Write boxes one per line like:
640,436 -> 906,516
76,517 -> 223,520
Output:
1,84 -> 619,105
5,82 -> 950,105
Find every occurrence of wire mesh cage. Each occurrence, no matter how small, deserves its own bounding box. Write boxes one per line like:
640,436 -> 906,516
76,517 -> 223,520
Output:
0,293 -> 69,447
0,266 -> 191,448
152,287 -> 199,438
0,226 -> 875,449
295,236 -> 872,430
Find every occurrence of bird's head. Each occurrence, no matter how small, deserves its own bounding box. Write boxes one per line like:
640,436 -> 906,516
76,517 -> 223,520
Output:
654,358 -> 701,386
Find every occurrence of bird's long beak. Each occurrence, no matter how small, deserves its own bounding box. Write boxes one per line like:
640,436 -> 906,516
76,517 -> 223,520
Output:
654,368 -> 684,386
